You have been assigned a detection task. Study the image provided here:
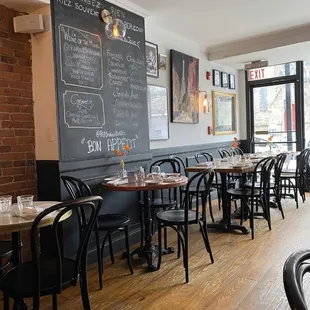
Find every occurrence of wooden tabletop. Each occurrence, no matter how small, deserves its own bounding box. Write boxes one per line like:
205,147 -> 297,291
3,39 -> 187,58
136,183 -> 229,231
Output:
103,176 -> 188,192
185,163 -> 255,174
0,201 -> 70,234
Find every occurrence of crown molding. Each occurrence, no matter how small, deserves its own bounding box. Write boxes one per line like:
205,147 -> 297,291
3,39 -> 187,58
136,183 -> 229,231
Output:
106,0 -> 151,17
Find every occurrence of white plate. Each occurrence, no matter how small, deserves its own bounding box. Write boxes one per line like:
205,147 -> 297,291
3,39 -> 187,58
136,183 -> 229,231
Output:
103,176 -> 119,182
166,173 -> 181,177
145,180 -> 163,185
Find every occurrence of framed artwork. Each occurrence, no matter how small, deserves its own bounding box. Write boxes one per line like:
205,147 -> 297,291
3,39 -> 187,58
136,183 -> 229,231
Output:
147,85 -> 169,140
159,54 -> 167,70
221,72 -> 228,88
170,49 -> 199,124
146,41 -> 159,78
212,69 -> 221,87
212,91 -> 237,135
229,74 -> 235,89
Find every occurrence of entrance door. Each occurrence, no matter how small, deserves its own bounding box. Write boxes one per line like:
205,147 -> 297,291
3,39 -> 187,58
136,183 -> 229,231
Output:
251,82 -> 297,152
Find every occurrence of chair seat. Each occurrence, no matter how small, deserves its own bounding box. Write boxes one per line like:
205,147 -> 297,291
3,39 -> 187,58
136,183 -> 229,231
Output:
244,181 -> 275,189
1,258 -> 75,298
156,209 -> 198,225
0,241 -> 12,259
227,188 -> 261,197
97,214 -> 130,230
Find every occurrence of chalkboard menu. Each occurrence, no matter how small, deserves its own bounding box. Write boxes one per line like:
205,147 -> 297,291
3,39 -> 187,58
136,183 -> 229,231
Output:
51,0 -> 149,160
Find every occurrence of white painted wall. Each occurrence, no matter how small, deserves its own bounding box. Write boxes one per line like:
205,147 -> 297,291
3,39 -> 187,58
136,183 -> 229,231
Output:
238,69 -> 247,140
145,17 -> 240,149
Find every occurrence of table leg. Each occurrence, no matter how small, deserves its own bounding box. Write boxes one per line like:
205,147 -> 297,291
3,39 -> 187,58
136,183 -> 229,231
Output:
208,173 -> 249,234
11,232 -> 28,309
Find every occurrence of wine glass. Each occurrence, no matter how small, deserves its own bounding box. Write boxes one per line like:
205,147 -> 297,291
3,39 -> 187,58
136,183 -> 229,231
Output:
151,166 -> 161,181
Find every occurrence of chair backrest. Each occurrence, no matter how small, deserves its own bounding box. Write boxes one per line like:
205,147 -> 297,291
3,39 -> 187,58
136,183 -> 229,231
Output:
150,158 -> 181,174
61,175 -> 92,199
195,152 -> 214,163
169,155 -> 187,176
274,153 -> 288,185
232,147 -> 244,155
184,170 -> 215,222
31,196 -> 103,309
283,249 -> 310,310
218,149 -> 231,158
250,156 -> 275,196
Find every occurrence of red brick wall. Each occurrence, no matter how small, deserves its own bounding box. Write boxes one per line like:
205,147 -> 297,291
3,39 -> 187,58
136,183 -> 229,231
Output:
0,5 -> 36,200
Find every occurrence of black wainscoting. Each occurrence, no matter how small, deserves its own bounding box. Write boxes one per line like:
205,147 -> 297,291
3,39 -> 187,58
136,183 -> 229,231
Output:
37,141 -> 232,263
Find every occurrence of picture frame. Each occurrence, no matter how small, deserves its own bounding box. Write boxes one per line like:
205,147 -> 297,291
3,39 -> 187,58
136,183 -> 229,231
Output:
221,72 -> 228,88
212,69 -> 221,87
159,54 -> 167,70
212,91 -> 237,135
170,49 -> 199,124
229,74 -> 235,89
147,85 -> 169,140
145,41 -> 159,78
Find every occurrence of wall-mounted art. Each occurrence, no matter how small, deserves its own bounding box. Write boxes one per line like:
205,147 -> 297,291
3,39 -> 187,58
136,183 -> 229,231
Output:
147,85 -> 169,140
146,41 -> 159,78
159,54 -> 167,70
229,74 -> 235,89
221,72 -> 228,88
212,69 -> 221,87
170,49 -> 199,124
212,91 -> 237,135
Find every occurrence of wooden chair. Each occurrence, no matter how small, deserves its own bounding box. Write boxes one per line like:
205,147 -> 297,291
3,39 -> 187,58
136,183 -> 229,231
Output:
0,196 -> 102,310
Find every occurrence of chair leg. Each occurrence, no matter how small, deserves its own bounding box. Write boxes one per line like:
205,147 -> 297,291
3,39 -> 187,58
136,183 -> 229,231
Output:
250,202 -> 254,240
139,208 -> 144,248
208,193 -> 215,223
124,225 -> 134,274
199,220 -> 214,264
177,225 -> 181,259
184,226 -> 189,283
108,234 -> 114,264
100,233 -> 110,277
275,188 -> 285,219
3,294 -> 9,310
79,263 -> 91,310
52,292 -> 58,310
157,221 -> 162,270
95,229 -> 103,290
217,188 -> 221,210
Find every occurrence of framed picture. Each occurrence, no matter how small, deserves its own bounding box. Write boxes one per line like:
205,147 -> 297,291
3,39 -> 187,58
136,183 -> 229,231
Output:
146,41 -> 159,78
159,54 -> 167,70
212,69 -> 221,87
170,49 -> 199,124
221,72 -> 228,88
229,74 -> 235,89
212,91 -> 237,135
147,85 -> 169,140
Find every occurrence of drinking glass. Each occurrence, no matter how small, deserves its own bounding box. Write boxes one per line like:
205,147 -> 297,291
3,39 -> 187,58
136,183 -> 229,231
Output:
151,166 -> 161,180
227,157 -> 235,165
214,158 -> 221,167
0,196 -> 12,214
235,155 -> 241,162
17,195 -> 34,211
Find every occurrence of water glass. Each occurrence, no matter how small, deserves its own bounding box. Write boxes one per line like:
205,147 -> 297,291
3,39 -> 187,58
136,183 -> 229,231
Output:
214,158 -> 221,167
235,155 -> 241,162
0,196 -> 12,214
17,195 -> 34,211
151,166 -> 161,180
227,157 -> 235,165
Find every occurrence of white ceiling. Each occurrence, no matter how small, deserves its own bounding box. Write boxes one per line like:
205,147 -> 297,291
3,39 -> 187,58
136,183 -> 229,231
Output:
0,0 -> 49,12
3,0 -> 310,67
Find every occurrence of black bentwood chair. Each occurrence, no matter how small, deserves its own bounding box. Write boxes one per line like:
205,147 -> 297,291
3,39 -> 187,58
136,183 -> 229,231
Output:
156,170 -> 215,283
0,196 -> 103,310
61,176 -> 133,290
283,249 -> 310,310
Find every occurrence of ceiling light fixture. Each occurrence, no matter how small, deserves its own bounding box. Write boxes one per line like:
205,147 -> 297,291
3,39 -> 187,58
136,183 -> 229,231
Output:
100,9 -> 126,40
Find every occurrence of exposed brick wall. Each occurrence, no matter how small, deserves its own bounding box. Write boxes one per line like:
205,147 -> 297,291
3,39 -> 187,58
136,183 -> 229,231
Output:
0,5 -> 36,200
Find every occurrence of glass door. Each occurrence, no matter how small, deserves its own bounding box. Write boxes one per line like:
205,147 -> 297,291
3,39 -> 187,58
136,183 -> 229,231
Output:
251,83 -> 297,152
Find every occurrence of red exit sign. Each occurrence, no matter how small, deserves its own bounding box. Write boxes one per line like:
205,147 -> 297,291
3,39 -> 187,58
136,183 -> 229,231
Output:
248,68 -> 266,80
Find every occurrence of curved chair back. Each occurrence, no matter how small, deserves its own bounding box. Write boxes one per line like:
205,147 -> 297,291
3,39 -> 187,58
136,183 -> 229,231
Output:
232,147 -> 244,155
31,196 -> 103,309
274,153 -> 288,185
283,249 -> 310,310
169,155 -> 187,176
218,149 -> 231,158
184,170 -> 215,223
195,152 -> 214,163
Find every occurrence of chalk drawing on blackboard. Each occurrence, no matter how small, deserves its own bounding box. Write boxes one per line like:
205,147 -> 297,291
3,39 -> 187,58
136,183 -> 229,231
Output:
59,24 -> 103,90
63,91 -> 105,129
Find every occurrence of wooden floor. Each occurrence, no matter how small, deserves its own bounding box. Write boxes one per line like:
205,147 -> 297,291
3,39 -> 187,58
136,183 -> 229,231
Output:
26,196 -> 310,309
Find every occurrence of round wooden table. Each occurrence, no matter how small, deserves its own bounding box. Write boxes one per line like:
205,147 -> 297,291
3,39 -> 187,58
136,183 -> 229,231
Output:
104,177 -> 188,271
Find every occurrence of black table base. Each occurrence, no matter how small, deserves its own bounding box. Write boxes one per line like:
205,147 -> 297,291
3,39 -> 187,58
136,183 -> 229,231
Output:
208,220 -> 249,234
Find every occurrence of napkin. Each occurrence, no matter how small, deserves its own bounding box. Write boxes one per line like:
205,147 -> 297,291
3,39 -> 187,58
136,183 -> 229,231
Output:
197,162 -> 214,168
12,206 -> 44,220
107,178 -> 128,186
162,177 -> 183,183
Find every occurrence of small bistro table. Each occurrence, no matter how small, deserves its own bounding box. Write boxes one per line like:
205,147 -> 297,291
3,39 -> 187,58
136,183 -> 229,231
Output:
185,164 -> 255,234
104,177 -> 188,272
